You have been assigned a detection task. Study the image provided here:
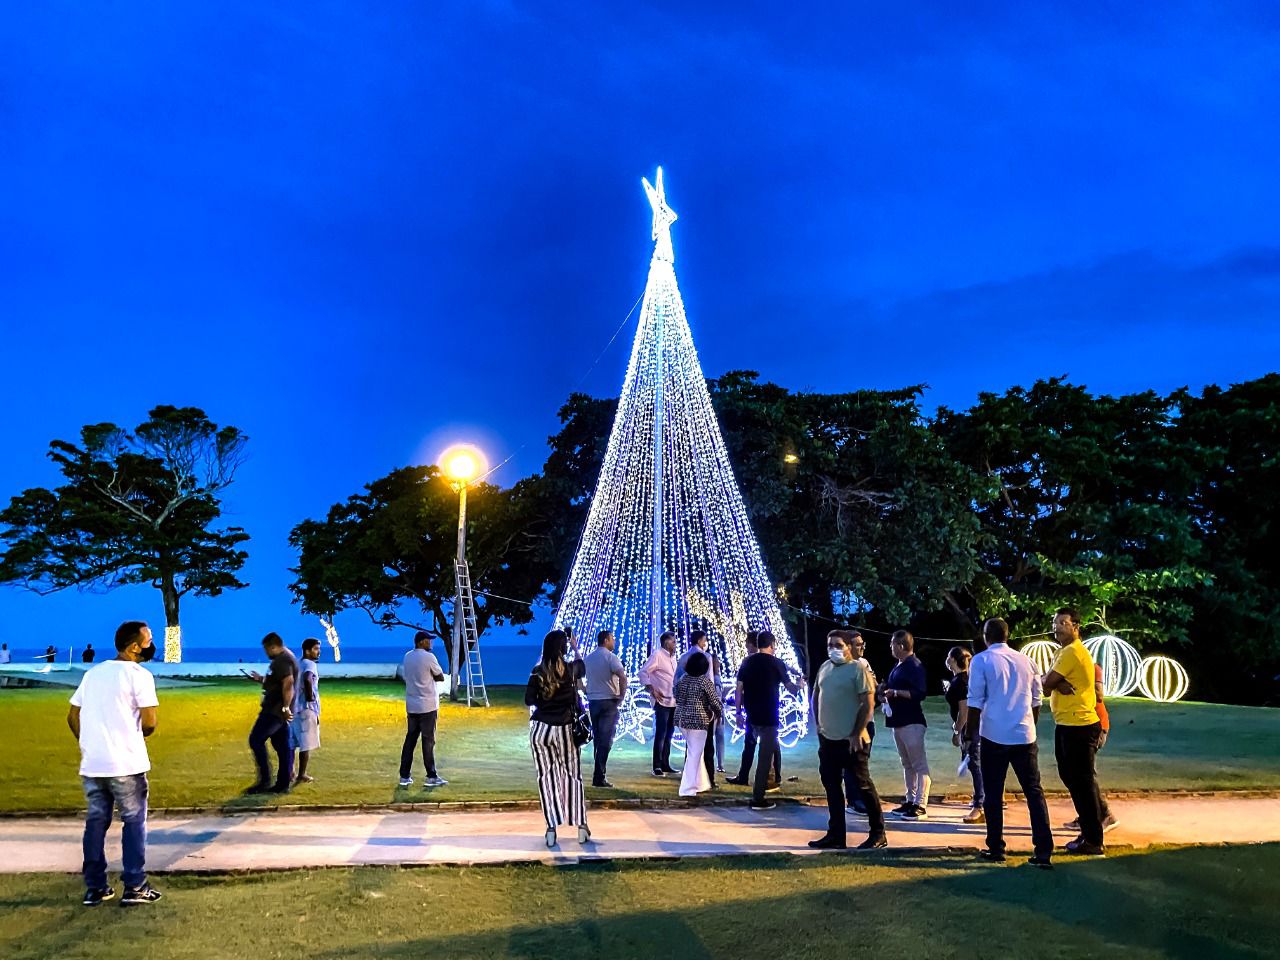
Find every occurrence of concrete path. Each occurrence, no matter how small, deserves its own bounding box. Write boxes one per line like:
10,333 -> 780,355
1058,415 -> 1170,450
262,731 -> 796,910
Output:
3,795 -> 1278,873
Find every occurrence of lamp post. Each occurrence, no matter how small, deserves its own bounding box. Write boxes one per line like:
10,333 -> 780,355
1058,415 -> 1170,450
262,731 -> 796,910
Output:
441,445 -> 484,700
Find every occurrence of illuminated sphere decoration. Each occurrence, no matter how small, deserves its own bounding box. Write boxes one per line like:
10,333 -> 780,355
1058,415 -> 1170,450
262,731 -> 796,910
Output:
164,625 -> 182,664
440,444 -> 487,483
552,168 -> 808,745
1020,639 -> 1060,674
1083,634 -> 1143,697
1139,655 -> 1190,703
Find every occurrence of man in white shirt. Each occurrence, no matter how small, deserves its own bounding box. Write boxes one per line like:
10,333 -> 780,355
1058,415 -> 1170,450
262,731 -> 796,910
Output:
639,632 -> 678,776
966,617 -> 1054,868
583,629 -> 628,787
66,620 -> 162,907
400,631 -> 447,788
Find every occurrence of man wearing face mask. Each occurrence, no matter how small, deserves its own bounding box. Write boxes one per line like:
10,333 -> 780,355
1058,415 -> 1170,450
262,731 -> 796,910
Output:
66,621 -> 163,906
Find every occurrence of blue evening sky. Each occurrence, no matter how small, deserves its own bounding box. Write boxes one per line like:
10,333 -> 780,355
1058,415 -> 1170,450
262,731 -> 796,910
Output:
1,3 -> 1278,657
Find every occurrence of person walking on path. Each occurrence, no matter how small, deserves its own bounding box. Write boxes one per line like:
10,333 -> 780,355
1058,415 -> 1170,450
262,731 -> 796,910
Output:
945,646 -> 985,823
291,638 -> 322,785
66,620 -> 162,906
1063,662 -> 1119,834
639,631 -> 678,776
525,629 -> 590,847
809,630 -> 887,850
399,631 -> 447,788
584,629 -> 628,787
727,633 -> 782,788
1043,608 -> 1108,855
734,631 -> 803,810
965,617 -> 1054,867
881,630 -> 931,820
244,633 -> 298,794
675,652 -> 722,796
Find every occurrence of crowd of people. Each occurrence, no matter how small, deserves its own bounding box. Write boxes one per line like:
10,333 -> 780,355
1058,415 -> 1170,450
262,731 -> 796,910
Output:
62,606 -> 1116,905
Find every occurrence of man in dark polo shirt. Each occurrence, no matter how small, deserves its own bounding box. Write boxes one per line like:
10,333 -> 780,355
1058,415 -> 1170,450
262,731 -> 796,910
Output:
735,631 -> 803,810
244,632 -> 298,794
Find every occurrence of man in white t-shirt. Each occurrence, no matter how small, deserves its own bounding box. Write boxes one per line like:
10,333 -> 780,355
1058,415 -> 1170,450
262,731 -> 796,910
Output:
67,620 -> 162,907
399,631 -> 447,788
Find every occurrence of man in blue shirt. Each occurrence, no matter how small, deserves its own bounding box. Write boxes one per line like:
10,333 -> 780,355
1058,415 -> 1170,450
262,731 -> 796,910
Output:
881,630 -> 930,820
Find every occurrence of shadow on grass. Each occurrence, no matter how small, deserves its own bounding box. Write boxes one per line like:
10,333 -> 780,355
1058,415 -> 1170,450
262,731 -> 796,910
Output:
311,845 -> 1280,960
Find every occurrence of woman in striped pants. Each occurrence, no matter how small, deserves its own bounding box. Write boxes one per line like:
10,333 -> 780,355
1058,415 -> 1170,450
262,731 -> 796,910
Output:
524,629 -> 590,847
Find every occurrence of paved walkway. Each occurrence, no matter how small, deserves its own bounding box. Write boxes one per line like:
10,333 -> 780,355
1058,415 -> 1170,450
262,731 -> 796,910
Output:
3,795 -> 1278,873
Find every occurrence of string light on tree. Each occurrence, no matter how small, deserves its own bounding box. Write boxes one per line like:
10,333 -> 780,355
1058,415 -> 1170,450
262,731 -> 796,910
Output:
1020,639 -> 1059,675
1083,634 -> 1143,697
164,626 -> 182,664
553,168 -> 809,744
1138,654 -> 1189,703
319,616 -> 342,663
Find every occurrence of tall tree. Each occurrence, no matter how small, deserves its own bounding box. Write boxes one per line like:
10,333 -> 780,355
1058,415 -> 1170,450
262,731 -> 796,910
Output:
0,406 -> 249,661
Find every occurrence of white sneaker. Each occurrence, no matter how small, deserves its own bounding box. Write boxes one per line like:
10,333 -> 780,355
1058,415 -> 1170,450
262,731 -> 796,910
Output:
398,777 -> 413,787
578,825 -> 591,844
545,828 -> 556,848
425,776 -> 449,787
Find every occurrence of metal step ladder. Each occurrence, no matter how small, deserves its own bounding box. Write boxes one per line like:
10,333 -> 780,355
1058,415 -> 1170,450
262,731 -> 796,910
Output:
454,560 -> 489,707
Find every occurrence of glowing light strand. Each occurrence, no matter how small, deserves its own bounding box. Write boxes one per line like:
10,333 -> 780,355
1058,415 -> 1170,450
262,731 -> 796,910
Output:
164,625 -> 182,664
1083,634 -> 1143,697
1138,654 -> 1189,702
319,616 -> 342,663
553,168 -> 809,745
1019,639 -> 1059,675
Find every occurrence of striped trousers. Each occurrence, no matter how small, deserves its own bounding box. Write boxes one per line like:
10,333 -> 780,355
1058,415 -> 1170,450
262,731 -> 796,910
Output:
529,720 -> 588,829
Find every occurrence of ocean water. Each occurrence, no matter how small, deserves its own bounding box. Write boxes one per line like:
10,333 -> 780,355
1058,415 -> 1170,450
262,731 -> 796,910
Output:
3,643 -> 545,686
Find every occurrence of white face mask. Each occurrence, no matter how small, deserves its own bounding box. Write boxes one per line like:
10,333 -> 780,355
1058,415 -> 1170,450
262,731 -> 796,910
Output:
828,647 -> 848,664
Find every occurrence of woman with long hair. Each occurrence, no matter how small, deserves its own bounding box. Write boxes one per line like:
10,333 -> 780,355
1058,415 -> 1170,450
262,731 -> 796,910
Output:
524,628 -> 590,847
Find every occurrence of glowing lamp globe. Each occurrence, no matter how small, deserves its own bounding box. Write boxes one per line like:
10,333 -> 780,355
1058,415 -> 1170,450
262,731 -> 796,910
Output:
1139,655 -> 1189,703
1020,639 -> 1059,675
1083,634 -> 1142,697
440,444 -> 487,483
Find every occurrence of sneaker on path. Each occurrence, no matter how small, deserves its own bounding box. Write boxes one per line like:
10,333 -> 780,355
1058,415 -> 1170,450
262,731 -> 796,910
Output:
900,805 -> 928,821
749,800 -> 777,811
856,835 -> 887,850
1103,814 -> 1119,832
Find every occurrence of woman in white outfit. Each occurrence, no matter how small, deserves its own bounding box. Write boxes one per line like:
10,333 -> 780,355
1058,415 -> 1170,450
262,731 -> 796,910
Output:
675,652 -> 722,797
524,629 -> 590,847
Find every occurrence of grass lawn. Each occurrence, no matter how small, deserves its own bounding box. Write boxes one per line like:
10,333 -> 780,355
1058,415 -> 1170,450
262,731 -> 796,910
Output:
1,680 -> 1278,814
1,845 -> 1277,959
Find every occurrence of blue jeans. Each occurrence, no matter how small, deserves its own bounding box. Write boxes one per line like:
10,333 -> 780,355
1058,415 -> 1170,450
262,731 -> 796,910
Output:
652,704 -> 675,772
963,736 -> 985,806
249,709 -> 293,788
588,698 -> 620,784
82,773 -> 148,890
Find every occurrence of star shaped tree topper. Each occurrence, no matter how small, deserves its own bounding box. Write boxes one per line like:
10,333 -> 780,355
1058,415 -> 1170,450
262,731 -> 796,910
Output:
642,166 -> 678,262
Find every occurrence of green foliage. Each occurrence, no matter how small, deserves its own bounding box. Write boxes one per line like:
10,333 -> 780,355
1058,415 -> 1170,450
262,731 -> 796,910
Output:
288,465 -> 554,637
0,405 -> 249,630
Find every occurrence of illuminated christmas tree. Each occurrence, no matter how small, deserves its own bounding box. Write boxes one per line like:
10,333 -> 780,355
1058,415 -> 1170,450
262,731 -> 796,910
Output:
554,168 -> 808,745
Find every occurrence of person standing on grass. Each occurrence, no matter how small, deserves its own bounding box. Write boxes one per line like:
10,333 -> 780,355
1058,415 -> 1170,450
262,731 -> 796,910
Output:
67,620 -> 162,906
675,651 -> 722,796
399,631 -> 448,788
639,631 -> 679,777
735,631 -> 804,811
727,632 -> 782,788
525,629 -> 590,847
1060,662 -> 1120,835
966,617 -> 1054,868
881,630 -> 931,820
584,629 -> 628,788
1043,607 -> 1107,856
243,633 -> 298,794
944,646 -> 985,823
291,637 -> 322,785
809,630 -> 887,850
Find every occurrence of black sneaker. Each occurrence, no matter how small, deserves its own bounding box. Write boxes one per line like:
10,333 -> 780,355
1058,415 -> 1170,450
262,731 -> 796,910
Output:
725,776 -> 749,786
979,849 -> 1007,863
1065,838 -> 1106,857
243,783 -> 273,795
900,805 -> 928,821
651,769 -> 665,777
121,883 -> 163,906
83,886 -> 115,907
807,835 -> 845,849
1027,855 -> 1054,870
749,800 -> 777,811
887,803 -> 914,818
592,779 -> 614,788
856,835 -> 888,850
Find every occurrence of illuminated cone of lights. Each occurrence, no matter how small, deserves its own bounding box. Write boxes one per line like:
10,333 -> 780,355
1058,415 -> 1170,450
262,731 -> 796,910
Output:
1138,655 -> 1189,703
554,168 -> 809,745
1020,640 -> 1059,675
1083,634 -> 1142,697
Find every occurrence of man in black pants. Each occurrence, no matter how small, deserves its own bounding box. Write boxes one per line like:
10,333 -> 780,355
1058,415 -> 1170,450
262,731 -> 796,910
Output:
727,633 -> 782,788
400,631 -> 448,788
966,618 -> 1054,867
245,633 -> 298,794
734,631 -> 803,810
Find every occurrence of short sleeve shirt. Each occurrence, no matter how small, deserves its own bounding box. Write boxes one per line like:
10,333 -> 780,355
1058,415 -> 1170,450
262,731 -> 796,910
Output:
944,672 -> 969,724
737,653 -> 789,728
69,660 -> 159,777
261,649 -> 300,712
403,648 -> 444,713
815,659 -> 869,739
1049,640 -> 1101,726
293,659 -> 320,715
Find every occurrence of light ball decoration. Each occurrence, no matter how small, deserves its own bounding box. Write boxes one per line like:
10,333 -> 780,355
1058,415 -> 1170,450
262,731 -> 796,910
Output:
1138,655 -> 1189,703
163,625 -> 182,664
1020,640 -> 1060,675
1083,634 -> 1142,697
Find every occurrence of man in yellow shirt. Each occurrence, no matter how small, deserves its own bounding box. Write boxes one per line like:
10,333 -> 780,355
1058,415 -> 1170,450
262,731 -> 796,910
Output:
1042,607 -> 1107,856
